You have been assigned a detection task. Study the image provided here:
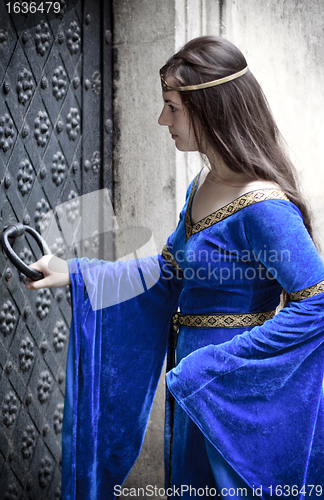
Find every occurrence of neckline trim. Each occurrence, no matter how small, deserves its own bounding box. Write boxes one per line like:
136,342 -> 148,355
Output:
185,173 -> 290,241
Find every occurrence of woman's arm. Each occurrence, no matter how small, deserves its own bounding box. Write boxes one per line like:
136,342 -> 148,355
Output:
24,228 -> 181,298
24,173 -> 195,292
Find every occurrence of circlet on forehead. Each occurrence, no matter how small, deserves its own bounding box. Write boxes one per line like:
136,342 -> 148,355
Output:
161,66 -> 249,92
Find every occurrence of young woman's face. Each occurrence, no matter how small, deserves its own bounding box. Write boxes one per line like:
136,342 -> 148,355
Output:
158,90 -> 198,152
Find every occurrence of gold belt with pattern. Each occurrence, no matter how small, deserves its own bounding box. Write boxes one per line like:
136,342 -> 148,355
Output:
172,310 -> 276,332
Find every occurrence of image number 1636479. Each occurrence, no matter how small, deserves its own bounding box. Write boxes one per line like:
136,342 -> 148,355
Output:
5,2 -> 61,15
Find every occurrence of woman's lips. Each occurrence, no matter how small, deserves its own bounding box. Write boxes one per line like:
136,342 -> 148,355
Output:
171,134 -> 178,140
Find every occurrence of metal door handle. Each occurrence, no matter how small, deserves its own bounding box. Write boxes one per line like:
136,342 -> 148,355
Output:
0,223 -> 51,281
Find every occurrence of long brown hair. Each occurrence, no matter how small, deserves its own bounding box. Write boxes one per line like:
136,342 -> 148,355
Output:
160,35 -> 316,305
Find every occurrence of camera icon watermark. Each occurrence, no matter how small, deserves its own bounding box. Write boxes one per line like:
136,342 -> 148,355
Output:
40,188 -> 161,310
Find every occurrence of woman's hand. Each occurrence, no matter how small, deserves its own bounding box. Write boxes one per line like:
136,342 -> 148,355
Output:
25,255 -> 71,290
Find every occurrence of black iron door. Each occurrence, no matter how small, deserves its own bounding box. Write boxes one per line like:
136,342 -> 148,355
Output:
0,0 -> 112,497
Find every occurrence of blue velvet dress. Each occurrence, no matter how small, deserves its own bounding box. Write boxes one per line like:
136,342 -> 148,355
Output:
63,172 -> 324,500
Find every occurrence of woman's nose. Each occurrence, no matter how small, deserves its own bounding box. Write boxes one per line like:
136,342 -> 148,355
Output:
158,106 -> 171,126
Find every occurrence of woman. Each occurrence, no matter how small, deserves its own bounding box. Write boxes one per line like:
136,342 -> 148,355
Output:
26,37 -> 324,499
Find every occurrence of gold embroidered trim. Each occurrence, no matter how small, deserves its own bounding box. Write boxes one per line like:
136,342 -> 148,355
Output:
161,244 -> 183,272
172,310 -> 275,330
185,173 -> 200,241
288,279 -> 324,302
185,182 -> 290,240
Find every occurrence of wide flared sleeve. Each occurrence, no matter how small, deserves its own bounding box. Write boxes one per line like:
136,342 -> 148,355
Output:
62,232 -> 183,500
166,200 -> 324,497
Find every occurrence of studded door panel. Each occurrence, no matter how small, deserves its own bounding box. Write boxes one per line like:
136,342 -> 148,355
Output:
0,0 -> 112,497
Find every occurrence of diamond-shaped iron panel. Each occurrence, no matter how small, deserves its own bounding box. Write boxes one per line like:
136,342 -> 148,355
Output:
0,0 -> 112,496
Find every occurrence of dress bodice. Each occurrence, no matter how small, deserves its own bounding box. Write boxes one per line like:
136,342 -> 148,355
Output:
170,172 -> 323,316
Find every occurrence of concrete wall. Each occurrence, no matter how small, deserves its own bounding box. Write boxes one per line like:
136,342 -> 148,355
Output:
112,0 -> 324,494
112,0 -> 177,252
112,2 -> 177,494
223,0 -> 324,249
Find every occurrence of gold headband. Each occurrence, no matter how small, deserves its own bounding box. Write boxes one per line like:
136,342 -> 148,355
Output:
161,66 -> 249,92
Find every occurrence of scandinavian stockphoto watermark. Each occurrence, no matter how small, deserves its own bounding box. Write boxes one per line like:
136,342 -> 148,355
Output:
39,189 -> 290,310
160,246 -> 291,284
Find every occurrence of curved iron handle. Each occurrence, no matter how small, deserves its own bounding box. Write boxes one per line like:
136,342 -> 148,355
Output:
0,223 -> 51,281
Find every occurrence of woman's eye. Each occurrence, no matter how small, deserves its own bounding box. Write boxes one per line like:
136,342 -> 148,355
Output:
169,105 -> 176,112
